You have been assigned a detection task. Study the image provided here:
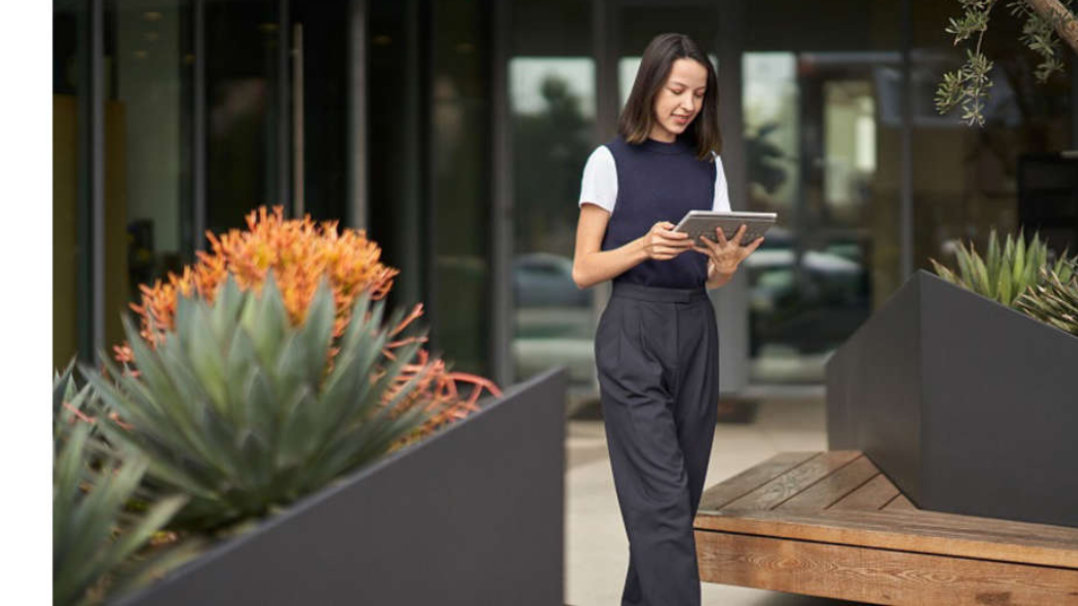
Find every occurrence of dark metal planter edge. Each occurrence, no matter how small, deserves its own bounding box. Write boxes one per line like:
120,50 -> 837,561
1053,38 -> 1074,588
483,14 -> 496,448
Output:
114,367 -> 569,606
826,270 -> 1078,528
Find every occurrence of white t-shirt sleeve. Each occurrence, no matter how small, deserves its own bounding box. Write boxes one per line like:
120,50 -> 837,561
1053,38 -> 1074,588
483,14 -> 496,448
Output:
578,146 -> 618,213
712,152 -> 732,212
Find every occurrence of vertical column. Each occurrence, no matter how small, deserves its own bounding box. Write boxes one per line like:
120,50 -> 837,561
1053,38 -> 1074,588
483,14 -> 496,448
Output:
593,0 -> 618,143
715,0 -> 749,395
292,23 -> 305,217
900,0 -> 913,279
73,1 -> 95,362
277,0 -> 291,215
348,0 -> 368,229
421,2 -> 437,340
491,0 -> 514,387
90,0 -> 105,357
193,0 -> 206,251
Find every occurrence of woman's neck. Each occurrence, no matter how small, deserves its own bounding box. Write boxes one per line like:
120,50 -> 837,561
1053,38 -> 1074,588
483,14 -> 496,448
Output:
647,125 -> 677,143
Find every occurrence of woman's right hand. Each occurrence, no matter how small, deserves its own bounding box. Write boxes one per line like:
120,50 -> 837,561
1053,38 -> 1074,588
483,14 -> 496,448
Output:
640,221 -> 694,260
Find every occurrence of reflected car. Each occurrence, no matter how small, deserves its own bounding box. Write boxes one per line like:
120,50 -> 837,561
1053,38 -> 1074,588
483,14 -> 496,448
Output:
513,252 -> 590,308
744,234 -> 872,355
511,252 -> 597,396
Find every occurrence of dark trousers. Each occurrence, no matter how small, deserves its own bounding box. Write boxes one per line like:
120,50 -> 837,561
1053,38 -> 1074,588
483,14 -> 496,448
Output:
595,282 -> 719,606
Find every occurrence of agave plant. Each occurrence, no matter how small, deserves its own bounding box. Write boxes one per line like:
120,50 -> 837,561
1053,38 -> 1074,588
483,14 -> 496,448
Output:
85,274 -> 435,531
930,229 -> 1075,308
1015,264 -> 1078,336
54,366 -> 190,606
117,206 -> 498,443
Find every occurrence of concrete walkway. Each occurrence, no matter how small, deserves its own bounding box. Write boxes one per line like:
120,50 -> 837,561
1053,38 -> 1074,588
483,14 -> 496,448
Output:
565,397 -> 857,606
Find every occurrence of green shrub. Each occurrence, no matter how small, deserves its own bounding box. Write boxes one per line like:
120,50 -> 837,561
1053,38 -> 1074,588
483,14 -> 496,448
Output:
85,275 -> 434,532
930,229 -> 1075,308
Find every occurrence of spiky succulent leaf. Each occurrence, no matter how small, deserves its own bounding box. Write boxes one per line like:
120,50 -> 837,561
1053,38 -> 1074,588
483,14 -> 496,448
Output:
83,274 -> 435,531
53,372 -> 192,606
930,229 -> 1077,308
986,231 -> 1002,289
1016,264 -> 1078,336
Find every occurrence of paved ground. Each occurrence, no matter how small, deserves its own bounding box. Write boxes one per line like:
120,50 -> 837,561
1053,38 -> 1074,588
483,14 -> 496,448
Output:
564,396 -> 857,606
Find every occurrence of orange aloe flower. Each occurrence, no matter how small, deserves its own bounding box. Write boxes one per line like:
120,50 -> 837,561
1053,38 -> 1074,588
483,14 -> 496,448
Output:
119,206 -> 500,441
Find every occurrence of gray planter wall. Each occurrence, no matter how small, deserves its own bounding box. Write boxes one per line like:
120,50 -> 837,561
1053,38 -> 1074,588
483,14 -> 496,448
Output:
827,271 -> 1078,528
118,368 -> 568,606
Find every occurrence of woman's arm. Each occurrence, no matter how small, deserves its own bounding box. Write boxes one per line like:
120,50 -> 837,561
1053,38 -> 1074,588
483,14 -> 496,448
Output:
571,205 -> 645,289
571,204 -> 694,289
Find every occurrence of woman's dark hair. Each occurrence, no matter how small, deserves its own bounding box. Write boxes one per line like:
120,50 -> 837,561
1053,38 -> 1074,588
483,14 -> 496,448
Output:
618,33 -> 721,160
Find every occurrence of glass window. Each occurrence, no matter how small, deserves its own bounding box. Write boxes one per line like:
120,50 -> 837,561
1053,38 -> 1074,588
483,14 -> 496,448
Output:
204,0 -> 286,235
292,1 -> 350,224
104,0 -> 194,350
430,0 -> 492,377
508,0 -> 596,402
368,0 -> 427,310
741,2 -> 903,384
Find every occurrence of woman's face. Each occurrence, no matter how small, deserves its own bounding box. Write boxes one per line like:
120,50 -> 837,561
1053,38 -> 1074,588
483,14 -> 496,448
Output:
650,58 -> 708,142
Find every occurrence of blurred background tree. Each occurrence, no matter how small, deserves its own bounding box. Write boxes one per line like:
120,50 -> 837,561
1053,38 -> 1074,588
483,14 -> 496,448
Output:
512,75 -> 591,255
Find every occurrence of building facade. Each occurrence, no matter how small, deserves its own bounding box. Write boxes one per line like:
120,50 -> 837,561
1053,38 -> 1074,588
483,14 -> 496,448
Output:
54,0 -> 1076,400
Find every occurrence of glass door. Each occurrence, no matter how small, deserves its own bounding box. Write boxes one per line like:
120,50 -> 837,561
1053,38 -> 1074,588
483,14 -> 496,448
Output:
742,52 -> 898,383
739,0 -> 904,384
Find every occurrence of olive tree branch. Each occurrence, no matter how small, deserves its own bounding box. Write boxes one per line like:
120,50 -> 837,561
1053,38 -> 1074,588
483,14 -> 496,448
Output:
1024,0 -> 1078,54
936,0 -> 1076,126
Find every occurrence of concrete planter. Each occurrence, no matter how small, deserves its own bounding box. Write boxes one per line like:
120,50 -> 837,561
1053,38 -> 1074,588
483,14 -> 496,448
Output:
117,368 -> 568,606
826,270 -> 1078,528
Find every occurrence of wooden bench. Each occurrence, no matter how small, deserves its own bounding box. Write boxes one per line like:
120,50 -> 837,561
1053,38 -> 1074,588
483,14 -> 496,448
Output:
693,451 -> 1078,605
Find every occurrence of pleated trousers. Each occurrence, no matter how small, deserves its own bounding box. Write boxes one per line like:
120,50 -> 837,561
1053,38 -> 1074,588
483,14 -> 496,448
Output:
595,282 -> 720,606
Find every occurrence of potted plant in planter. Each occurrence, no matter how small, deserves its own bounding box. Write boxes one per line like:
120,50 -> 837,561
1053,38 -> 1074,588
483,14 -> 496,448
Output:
59,208 -> 567,605
53,365 -> 198,605
826,230 -> 1078,528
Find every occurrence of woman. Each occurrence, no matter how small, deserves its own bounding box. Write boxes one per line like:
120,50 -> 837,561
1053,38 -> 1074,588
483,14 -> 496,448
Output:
572,33 -> 762,606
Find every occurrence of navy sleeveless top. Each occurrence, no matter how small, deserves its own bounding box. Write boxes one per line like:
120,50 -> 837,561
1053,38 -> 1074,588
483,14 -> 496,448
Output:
602,135 -> 716,289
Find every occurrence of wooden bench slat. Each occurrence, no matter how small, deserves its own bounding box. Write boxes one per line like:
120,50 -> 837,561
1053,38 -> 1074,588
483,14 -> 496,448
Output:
697,451 -> 819,512
718,450 -> 862,511
696,530 -> 1078,606
828,472 -> 900,511
776,455 -> 880,511
694,508 -> 1078,569
882,494 -> 917,511
696,449 -> 1078,604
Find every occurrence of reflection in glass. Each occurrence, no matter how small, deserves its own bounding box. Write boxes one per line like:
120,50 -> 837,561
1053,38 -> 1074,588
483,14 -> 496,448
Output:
742,53 -> 799,212
205,0 -> 284,235
743,52 -> 896,383
509,57 -> 596,394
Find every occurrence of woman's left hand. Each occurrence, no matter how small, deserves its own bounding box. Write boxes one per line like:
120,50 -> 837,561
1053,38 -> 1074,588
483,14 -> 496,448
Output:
693,224 -> 764,277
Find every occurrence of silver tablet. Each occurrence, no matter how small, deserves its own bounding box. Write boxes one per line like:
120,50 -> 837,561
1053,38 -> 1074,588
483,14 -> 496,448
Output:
674,210 -> 777,246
